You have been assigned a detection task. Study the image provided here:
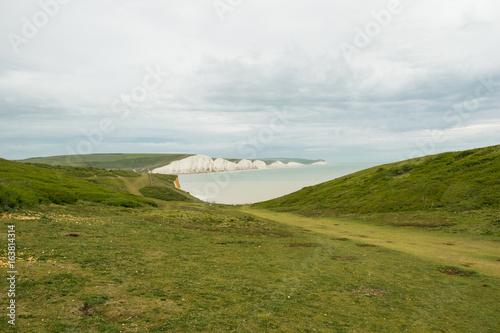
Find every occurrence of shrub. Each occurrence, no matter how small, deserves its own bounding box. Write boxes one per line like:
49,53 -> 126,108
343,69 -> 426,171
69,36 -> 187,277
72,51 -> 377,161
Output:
139,186 -> 189,202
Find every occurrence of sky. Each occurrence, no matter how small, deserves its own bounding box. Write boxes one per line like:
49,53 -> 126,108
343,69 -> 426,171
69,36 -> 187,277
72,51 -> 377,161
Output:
1,0 -> 499,163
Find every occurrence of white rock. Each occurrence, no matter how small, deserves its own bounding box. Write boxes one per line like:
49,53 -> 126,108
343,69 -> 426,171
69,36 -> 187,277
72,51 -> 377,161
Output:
236,159 -> 254,170
252,160 -> 267,169
152,155 -> 315,174
213,158 -> 236,172
268,161 -> 287,168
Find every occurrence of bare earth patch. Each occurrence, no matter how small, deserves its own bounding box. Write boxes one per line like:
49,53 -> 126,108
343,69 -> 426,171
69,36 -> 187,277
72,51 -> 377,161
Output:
352,287 -> 387,296
286,243 -> 318,248
333,256 -> 357,261
1,213 -> 38,220
357,244 -> 376,247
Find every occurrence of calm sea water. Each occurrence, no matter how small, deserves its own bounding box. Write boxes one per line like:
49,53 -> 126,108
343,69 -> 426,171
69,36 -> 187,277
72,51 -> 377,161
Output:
178,163 -> 376,205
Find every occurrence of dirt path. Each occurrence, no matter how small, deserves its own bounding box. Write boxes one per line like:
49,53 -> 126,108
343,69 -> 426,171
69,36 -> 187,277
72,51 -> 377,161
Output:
242,207 -> 500,278
120,174 -> 150,196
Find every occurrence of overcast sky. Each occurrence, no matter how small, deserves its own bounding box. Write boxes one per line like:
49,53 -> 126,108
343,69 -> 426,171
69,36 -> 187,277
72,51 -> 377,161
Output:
1,0 -> 499,163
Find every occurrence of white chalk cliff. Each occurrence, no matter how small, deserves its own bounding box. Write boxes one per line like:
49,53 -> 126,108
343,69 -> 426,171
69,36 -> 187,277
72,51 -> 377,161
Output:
151,154 -> 320,174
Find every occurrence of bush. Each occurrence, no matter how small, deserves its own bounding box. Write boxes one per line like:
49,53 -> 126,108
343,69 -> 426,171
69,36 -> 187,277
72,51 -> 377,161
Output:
139,186 -> 189,202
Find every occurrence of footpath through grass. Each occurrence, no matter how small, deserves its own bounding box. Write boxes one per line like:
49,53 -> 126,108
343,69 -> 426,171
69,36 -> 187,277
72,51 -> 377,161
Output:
1,202 -> 499,332
242,207 -> 500,278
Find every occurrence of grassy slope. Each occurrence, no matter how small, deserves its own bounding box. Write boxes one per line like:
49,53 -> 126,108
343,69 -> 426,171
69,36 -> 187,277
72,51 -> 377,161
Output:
0,159 -> 195,211
255,145 -> 500,220
1,203 -> 499,332
19,153 -> 193,171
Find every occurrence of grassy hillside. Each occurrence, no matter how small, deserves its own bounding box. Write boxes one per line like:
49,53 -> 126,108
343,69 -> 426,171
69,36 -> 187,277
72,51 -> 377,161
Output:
0,159 -> 195,212
255,145 -> 500,224
19,153 -> 193,171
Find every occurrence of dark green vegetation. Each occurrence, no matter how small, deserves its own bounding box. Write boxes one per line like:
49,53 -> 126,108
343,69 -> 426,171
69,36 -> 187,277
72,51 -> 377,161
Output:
139,186 -> 190,202
256,145 -> 500,235
0,159 -> 195,212
1,203 -> 499,332
19,153 -> 193,171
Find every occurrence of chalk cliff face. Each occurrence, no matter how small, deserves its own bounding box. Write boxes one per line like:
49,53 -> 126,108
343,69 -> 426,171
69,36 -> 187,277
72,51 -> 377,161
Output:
152,155 -> 311,174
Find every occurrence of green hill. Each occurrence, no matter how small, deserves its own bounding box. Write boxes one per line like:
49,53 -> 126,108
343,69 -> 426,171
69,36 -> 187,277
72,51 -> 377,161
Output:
19,153 -> 193,171
0,159 -> 196,211
255,145 -> 500,216
20,153 -> 323,170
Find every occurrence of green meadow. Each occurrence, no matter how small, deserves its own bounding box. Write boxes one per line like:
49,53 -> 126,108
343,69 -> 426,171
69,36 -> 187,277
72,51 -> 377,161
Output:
0,146 -> 499,332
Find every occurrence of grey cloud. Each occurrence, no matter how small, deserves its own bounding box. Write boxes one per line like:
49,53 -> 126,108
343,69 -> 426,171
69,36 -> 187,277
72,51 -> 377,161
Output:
0,0 -> 499,162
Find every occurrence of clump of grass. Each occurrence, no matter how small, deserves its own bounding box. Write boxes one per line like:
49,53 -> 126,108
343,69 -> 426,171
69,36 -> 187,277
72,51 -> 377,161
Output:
79,295 -> 109,316
139,186 -> 191,202
352,287 -> 387,296
333,255 -> 357,261
286,243 -> 319,247
438,265 -> 477,276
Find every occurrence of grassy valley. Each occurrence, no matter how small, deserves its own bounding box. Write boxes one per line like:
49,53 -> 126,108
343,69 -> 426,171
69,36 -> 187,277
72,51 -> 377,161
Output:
1,147 -> 499,332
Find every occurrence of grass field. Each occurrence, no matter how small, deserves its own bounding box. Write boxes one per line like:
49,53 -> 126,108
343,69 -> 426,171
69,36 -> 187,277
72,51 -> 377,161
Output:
1,147 -> 499,332
1,202 -> 499,332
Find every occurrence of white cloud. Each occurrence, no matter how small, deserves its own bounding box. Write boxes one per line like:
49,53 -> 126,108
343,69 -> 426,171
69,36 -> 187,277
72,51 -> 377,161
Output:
0,0 -> 499,162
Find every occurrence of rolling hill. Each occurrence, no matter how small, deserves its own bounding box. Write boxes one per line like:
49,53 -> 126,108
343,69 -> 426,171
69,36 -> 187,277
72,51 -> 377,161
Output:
19,153 -> 194,171
255,145 -> 500,216
0,159 -> 196,211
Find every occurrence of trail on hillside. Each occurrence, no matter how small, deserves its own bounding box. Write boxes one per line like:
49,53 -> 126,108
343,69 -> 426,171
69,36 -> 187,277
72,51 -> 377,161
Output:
242,207 -> 500,278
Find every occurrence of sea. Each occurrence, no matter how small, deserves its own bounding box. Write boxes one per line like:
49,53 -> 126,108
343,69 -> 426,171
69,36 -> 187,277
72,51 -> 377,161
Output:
178,163 -> 377,205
